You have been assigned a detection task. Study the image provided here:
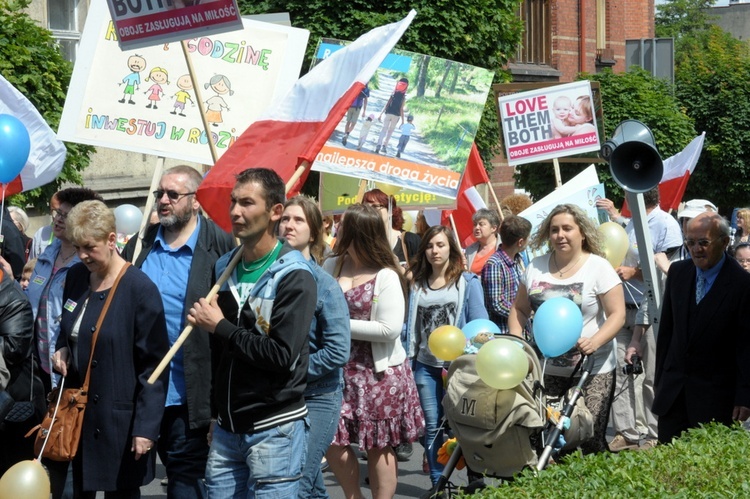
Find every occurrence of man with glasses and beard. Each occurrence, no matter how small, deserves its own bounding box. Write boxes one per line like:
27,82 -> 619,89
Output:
654,212 -> 750,443
124,165 -> 235,498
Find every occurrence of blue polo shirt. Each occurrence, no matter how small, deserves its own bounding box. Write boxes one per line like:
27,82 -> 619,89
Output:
141,218 -> 201,406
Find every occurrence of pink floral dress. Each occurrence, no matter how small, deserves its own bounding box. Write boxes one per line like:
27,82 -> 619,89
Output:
332,277 -> 425,450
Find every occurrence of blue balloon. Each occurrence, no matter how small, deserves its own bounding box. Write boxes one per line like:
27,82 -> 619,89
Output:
462,318 -> 501,341
0,114 -> 30,184
532,297 -> 583,358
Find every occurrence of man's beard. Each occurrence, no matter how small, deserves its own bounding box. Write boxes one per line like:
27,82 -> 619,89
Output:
159,207 -> 193,230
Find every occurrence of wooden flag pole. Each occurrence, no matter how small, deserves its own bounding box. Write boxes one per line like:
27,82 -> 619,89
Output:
181,40 -> 219,165
488,183 -> 504,221
285,161 -> 311,193
148,246 -> 243,384
449,213 -> 460,244
553,157 -> 563,188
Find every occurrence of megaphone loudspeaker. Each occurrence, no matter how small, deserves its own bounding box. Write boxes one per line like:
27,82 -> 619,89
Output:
601,120 -> 664,193
609,142 -> 663,193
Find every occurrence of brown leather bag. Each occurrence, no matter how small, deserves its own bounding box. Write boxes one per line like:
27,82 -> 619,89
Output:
29,263 -> 130,461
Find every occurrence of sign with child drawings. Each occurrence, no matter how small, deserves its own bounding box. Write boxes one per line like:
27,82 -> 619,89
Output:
498,81 -> 600,166
310,40 -> 495,200
58,1 -> 309,165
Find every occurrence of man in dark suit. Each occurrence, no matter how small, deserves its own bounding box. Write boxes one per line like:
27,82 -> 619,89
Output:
654,212 -> 750,443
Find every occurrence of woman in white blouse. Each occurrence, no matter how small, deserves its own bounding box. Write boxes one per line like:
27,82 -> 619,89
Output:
324,204 -> 425,499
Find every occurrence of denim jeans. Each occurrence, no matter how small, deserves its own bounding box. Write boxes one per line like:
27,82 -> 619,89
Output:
205,419 -> 307,499
300,388 -> 342,498
413,361 -> 445,485
157,404 -> 210,499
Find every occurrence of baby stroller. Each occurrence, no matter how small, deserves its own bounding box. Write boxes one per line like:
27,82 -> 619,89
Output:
426,337 -> 594,498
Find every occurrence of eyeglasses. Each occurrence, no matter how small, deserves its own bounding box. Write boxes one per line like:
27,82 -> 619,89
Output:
684,238 -> 719,249
737,259 -> 750,265
153,190 -> 195,203
51,209 -> 69,221
366,203 -> 386,210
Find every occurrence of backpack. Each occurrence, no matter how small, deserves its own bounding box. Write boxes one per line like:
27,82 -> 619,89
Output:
443,338 -> 545,478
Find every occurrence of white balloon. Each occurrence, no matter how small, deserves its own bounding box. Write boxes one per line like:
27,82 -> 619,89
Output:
114,204 -> 143,235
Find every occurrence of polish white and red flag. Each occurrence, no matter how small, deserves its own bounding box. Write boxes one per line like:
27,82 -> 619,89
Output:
441,143 -> 490,246
622,132 -> 705,216
197,11 -> 417,232
0,75 -> 66,196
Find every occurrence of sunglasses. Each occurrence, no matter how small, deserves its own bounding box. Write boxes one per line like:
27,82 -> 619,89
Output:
153,190 -> 195,203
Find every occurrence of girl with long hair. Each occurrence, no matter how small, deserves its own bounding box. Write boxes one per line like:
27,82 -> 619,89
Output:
404,225 -> 487,485
323,204 -> 424,499
278,196 -> 350,497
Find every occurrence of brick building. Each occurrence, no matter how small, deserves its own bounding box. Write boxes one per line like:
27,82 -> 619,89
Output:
490,0 -> 655,202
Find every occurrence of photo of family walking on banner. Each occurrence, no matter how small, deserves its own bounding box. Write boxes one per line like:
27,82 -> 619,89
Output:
310,42 -> 493,201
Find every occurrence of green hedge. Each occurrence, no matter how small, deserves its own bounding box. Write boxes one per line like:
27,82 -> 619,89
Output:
463,423 -> 750,498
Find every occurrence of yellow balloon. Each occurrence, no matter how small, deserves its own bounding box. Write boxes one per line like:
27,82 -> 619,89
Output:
402,211 -> 415,232
475,338 -> 529,390
598,221 -> 629,268
0,460 -> 50,499
374,182 -> 402,196
428,325 -> 466,361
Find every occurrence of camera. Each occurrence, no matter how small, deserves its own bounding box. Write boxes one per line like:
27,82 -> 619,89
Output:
622,355 -> 644,376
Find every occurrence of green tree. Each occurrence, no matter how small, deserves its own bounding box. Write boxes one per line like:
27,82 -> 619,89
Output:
515,68 -> 695,206
0,0 -> 94,210
674,26 -> 750,211
655,0 -> 718,40
237,0 -> 523,169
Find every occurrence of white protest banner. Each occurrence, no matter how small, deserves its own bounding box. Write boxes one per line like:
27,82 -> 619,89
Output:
106,0 -> 242,50
499,80 -> 600,166
58,1 -> 309,165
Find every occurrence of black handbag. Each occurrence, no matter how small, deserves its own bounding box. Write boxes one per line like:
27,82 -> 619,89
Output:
3,357 -> 36,423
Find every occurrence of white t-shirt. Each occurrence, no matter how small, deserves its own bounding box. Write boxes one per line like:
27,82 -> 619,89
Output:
523,253 -> 621,376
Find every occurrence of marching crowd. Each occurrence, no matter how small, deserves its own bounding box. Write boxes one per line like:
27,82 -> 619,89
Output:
0,167 -> 749,499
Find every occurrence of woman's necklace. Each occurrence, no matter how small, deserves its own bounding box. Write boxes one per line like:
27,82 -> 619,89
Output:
57,248 -> 76,265
552,251 -> 583,277
241,245 -> 276,273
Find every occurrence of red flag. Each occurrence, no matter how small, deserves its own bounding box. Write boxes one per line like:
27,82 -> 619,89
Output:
442,143 -> 489,246
197,11 -> 416,232
621,132 -> 705,216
